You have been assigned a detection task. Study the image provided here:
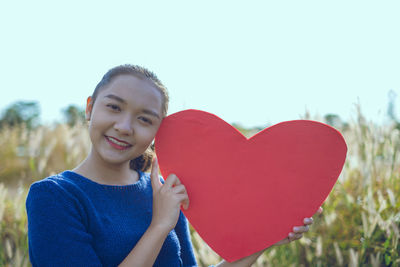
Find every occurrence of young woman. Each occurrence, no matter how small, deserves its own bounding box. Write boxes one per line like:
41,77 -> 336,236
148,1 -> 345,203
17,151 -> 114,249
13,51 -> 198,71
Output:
26,64 -> 320,267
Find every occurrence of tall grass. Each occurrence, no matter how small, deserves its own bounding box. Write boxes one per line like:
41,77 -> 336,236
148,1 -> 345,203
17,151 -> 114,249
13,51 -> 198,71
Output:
0,109 -> 399,266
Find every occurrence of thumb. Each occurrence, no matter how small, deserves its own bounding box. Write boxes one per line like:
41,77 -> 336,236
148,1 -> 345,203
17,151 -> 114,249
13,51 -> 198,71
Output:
150,157 -> 161,190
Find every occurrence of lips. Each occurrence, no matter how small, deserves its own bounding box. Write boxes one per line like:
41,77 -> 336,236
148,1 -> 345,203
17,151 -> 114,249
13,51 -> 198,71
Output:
105,135 -> 132,150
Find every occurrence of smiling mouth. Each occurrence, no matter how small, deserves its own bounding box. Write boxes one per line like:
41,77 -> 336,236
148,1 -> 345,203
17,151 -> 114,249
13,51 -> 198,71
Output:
105,136 -> 133,150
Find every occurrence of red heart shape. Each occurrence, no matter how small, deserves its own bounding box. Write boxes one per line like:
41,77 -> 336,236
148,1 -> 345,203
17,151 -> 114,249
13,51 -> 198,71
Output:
155,110 -> 347,262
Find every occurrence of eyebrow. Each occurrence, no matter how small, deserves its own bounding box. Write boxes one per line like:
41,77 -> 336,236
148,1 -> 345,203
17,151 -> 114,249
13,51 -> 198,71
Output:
104,94 -> 126,103
143,109 -> 161,119
104,94 -> 161,119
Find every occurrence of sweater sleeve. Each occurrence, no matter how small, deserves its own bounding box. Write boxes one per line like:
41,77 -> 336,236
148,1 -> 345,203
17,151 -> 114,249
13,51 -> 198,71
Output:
174,211 -> 197,267
26,180 -> 103,267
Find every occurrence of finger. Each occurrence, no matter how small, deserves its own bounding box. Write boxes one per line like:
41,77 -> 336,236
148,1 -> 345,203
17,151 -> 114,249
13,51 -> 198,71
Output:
288,232 -> 296,242
293,233 -> 303,240
304,217 -> 313,225
150,158 -> 161,190
182,195 -> 190,210
172,184 -> 186,194
288,232 -> 303,241
176,193 -> 190,210
164,174 -> 181,189
293,225 -> 309,234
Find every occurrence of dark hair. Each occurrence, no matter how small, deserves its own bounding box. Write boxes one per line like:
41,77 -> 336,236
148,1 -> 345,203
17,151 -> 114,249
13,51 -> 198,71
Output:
91,64 -> 169,172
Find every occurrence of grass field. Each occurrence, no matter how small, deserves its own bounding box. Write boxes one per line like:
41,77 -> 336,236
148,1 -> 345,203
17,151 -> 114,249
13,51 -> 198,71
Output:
0,109 -> 399,266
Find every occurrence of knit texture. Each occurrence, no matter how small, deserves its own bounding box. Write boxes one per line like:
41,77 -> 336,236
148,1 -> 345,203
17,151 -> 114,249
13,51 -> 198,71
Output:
26,170 -> 197,267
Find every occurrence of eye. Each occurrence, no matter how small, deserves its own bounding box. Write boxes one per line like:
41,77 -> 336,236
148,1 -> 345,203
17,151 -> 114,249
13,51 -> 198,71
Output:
139,116 -> 153,125
106,104 -> 121,112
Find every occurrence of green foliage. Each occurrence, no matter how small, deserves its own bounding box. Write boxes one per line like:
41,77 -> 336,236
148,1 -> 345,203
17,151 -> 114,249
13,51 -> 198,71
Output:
62,104 -> 86,126
323,113 -> 350,130
231,122 -> 266,138
0,101 -> 40,129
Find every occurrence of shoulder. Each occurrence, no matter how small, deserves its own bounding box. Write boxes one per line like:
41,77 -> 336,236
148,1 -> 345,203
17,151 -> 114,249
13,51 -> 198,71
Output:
26,172 -> 93,229
29,172 -> 71,192
28,173 -> 67,196
26,172 -> 85,209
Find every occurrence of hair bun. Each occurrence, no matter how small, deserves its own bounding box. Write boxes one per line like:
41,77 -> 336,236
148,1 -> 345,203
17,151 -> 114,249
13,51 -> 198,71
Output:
130,146 -> 154,172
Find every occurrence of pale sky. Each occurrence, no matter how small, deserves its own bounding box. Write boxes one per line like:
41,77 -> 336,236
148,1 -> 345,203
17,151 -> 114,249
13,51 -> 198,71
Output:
1,0 -> 399,128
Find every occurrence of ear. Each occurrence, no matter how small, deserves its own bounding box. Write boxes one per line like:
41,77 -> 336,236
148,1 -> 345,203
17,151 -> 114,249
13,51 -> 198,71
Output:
86,96 -> 93,121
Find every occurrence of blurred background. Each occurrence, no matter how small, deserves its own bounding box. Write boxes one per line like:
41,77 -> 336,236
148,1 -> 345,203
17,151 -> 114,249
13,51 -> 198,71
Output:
1,1 -> 399,266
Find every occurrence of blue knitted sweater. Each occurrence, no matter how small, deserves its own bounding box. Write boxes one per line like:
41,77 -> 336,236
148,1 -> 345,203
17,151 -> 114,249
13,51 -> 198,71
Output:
26,170 -> 198,267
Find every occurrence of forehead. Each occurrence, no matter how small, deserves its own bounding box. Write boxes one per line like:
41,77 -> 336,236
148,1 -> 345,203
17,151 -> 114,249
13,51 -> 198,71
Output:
97,74 -> 163,111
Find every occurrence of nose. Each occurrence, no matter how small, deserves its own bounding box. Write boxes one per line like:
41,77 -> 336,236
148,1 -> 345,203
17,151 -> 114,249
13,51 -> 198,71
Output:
114,114 -> 134,135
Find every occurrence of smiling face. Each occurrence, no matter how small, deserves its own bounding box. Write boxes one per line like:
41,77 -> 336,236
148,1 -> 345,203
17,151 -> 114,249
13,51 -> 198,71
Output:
86,74 -> 163,169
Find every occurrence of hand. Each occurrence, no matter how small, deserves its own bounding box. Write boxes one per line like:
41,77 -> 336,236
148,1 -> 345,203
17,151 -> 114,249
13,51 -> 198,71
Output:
273,207 -> 323,246
150,158 -> 190,232
216,208 -> 323,266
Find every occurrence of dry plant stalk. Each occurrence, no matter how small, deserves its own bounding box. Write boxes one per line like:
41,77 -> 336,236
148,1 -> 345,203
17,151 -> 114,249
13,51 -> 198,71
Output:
0,107 -> 399,266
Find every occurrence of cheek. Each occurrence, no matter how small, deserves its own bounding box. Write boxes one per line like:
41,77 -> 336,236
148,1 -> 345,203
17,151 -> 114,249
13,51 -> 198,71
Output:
88,121 -> 96,138
88,113 -> 108,140
145,129 -> 158,144
150,122 -> 162,139
137,126 -> 159,146
88,123 -> 101,147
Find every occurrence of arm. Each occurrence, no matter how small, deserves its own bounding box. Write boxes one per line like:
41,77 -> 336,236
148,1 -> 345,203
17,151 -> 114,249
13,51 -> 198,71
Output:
118,158 -> 190,267
26,181 -> 103,267
117,223 -> 171,267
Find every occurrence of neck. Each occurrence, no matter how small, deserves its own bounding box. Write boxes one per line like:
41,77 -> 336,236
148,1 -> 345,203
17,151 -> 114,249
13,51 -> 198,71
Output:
73,150 -> 139,186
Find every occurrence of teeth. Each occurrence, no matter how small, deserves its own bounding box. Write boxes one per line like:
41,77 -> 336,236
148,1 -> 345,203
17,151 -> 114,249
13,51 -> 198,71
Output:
107,137 -> 131,147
